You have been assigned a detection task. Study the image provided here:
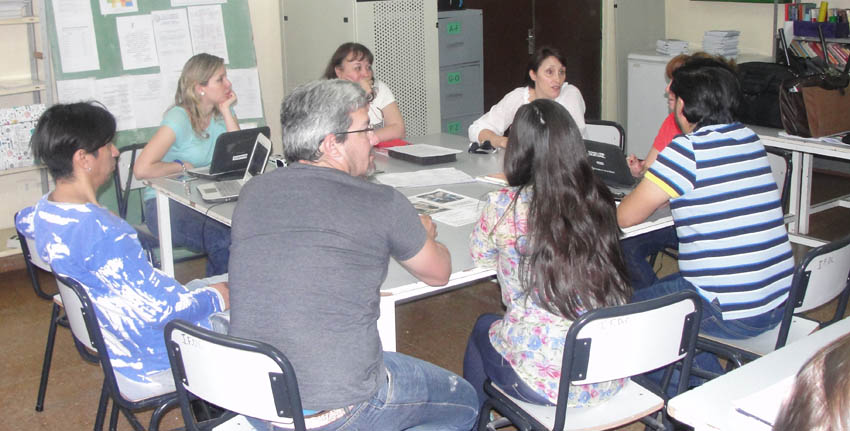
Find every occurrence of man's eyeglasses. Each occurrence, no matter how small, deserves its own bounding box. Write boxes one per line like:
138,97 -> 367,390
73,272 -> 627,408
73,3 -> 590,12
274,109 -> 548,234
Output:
334,126 -> 375,136
468,140 -> 498,154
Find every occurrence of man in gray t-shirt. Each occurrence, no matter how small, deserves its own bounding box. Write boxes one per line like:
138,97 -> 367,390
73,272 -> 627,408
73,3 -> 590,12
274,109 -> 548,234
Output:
229,79 -> 478,430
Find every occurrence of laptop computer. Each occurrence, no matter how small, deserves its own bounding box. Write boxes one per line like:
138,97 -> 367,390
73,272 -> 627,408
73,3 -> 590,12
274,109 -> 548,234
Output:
186,126 -> 271,180
197,133 -> 272,202
584,139 -> 636,194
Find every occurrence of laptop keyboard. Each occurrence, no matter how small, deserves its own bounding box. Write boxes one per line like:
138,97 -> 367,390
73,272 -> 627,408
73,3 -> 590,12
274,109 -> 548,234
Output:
215,180 -> 243,196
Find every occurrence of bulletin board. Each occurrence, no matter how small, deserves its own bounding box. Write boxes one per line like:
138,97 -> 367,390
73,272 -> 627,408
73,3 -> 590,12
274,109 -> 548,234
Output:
43,0 -> 264,148
41,0 -> 263,215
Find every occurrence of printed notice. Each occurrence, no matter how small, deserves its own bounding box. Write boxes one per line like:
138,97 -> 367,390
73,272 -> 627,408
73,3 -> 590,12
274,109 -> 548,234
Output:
187,5 -> 228,63
52,0 -> 100,73
117,14 -> 159,70
152,8 -> 193,73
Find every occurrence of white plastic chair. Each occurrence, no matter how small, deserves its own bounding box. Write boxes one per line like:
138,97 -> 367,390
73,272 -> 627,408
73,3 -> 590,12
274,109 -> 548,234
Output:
478,291 -> 702,431
699,234 -> 850,365
165,320 -> 307,431
55,273 -> 178,431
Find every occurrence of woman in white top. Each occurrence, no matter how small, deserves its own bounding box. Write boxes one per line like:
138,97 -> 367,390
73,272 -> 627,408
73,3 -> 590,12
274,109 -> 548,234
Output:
469,46 -> 586,148
323,42 -> 405,142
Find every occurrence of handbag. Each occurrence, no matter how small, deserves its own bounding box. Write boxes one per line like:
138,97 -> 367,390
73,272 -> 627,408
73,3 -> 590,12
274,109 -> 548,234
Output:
777,27 -> 850,138
779,71 -> 850,137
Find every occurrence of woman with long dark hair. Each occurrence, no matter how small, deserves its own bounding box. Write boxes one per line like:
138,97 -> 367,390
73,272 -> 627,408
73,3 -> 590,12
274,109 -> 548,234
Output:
463,99 -> 632,407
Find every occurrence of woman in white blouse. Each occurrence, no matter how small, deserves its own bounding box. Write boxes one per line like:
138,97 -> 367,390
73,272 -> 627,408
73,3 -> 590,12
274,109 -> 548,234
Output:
323,42 -> 405,142
468,46 -> 586,148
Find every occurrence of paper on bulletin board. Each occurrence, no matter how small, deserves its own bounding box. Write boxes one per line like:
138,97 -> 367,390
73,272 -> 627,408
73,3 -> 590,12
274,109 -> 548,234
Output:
99,0 -> 138,15
56,78 -> 96,103
130,74 -> 169,129
52,0 -> 100,73
117,14 -> 160,70
187,5 -> 229,64
152,8 -> 194,73
228,68 -> 263,120
96,76 -> 136,131
171,0 -> 225,6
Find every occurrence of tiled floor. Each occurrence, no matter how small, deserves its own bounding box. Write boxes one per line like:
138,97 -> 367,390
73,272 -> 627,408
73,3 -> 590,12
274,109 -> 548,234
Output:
2,171 -> 848,431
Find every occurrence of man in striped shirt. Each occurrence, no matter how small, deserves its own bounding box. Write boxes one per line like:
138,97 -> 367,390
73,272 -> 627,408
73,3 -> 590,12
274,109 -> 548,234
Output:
617,59 -> 794,338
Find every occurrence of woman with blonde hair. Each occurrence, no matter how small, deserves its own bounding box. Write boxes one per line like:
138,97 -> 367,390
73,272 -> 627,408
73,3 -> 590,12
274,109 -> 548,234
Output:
134,53 -> 238,276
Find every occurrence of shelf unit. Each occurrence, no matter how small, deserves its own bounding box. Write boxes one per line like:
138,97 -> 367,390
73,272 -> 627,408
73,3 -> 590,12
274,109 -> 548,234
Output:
0,0 -> 52,247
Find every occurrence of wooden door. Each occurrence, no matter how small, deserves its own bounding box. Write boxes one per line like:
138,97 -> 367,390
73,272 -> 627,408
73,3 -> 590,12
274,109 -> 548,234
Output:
460,0 -> 602,119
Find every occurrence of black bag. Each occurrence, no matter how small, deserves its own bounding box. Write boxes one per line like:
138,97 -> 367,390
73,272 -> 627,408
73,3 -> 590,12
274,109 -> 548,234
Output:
736,62 -> 796,129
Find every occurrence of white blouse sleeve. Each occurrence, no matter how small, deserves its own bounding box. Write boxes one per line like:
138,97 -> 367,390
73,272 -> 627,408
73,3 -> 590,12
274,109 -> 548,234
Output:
468,87 -> 526,143
557,83 -> 587,137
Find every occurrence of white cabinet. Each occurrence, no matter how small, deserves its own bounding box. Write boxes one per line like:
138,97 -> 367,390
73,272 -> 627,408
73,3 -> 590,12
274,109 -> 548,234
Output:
626,51 -> 669,158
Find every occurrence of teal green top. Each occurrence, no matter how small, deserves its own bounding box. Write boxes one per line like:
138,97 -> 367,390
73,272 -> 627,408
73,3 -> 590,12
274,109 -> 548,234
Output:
142,106 -> 228,201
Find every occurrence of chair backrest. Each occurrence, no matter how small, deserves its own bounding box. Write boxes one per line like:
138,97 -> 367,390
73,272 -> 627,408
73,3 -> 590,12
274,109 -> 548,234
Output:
772,234 -> 850,350
113,143 -> 148,219
165,320 -> 307,431
792,234 -> 850,312
766,150 -> 792,213
548,291 -> 700,431
54,275 -> 96,351
585,120 -> 625,151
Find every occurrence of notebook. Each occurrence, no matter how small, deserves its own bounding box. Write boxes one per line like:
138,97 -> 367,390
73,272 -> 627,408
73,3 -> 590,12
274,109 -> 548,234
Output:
186,126 -> 271,180
584,139 -> 636,194
197,133 -> 272,202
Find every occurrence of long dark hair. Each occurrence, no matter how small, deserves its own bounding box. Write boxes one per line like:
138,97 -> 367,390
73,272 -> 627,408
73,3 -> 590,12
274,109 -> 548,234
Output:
503,99 -> 631,320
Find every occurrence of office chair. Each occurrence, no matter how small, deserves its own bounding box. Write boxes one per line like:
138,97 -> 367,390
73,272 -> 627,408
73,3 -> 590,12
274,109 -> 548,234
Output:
165,320 -> 307,431
478,291 -> 702,431
699,233 -> 850,368
55,272 -> 178,431
585,120 -> 625,151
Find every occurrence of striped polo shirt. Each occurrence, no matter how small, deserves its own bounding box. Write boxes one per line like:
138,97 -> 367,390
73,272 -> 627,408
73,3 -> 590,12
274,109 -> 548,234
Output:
646,122 -> 794,320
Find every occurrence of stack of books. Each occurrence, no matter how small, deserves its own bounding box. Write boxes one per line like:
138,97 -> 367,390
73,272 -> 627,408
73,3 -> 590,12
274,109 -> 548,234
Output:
656,39 -> 689,56
789,39 -> 849,67
703,30 -> 740,59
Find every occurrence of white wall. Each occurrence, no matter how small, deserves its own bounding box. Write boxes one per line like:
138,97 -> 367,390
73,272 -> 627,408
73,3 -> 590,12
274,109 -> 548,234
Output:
247,1 -> 284,153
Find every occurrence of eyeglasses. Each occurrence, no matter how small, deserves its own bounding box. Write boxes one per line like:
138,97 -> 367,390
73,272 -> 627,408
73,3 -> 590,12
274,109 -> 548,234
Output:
468,140 -> 498,154
333,125 -> 375,136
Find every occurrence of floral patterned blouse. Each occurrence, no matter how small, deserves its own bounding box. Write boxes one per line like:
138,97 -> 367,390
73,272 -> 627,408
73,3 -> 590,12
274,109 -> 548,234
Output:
469,186 -> 627,407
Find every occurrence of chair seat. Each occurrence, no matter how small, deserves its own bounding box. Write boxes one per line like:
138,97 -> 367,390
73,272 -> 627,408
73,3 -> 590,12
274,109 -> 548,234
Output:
490,380 -> 663,431
212,414 -> 256,430
700,316 -> 819,357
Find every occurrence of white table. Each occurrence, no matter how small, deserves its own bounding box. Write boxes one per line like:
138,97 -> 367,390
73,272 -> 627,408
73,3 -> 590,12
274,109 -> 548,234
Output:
148,133 -> 672,350
667,316 -> 850,431
753,126 -> 850,248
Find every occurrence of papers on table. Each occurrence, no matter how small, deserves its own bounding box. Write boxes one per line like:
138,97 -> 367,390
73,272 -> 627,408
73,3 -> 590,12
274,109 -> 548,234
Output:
374,167 -> 474,188
728,375 -> 794,431
409,189 -> 483,227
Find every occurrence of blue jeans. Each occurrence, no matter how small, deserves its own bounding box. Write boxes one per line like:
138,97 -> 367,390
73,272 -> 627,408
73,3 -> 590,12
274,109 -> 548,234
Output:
463,314 -> 552,408
632,272 -> 784,395
249,352 -> 478,431
144,198 -> 231,276
620,226 -> 679,290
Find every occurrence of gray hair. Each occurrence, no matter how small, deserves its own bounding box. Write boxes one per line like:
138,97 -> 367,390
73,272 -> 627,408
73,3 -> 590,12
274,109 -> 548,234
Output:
281,79 -> 367,163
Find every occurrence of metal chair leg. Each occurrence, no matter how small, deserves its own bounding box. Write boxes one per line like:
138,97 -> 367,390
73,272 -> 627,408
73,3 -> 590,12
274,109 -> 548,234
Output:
94,381 -> 109,431
108,401 -> 120,431
35,302 -> 60,411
